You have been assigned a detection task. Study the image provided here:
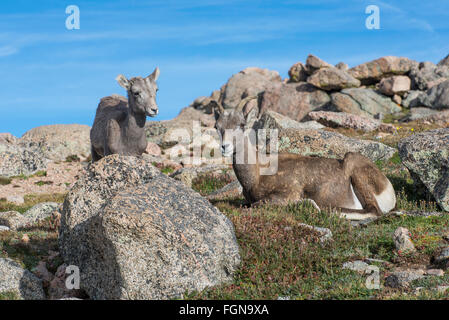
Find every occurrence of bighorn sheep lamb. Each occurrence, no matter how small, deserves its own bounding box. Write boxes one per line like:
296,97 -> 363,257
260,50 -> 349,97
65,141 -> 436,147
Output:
90,68 -> 160,162
213,96 -> 396,220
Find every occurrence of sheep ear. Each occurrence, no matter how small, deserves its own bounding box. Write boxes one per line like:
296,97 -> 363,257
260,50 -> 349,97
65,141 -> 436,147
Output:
116,74 -> 130,89
148,67 -> 160,82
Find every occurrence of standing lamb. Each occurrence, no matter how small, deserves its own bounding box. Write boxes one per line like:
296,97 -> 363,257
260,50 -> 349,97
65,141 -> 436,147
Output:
90,68 -> 160,162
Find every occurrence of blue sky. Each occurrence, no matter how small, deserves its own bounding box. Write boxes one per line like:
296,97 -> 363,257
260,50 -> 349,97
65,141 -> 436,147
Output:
1,0 -> 448,137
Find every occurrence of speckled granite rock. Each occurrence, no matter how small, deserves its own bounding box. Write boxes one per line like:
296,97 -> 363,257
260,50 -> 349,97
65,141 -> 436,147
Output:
0,258 -> 46,300
393,227 -> 416,253
276,129 -> 396,162
21,124 -> 91,161
59,155 -> 161,263
0,142 -> 48,178
385,269 -> 426,288
398,128 -> 449,211
60,154 -> 240,299
23,202 -> 59,225
0,211 -> 29,231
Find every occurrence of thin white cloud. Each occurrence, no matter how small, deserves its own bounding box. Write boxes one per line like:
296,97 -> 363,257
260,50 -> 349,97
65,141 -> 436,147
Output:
0,46 -> 18,57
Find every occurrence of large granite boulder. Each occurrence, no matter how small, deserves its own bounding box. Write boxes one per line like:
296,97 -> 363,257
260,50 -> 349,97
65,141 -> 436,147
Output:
0,142 -> 48,178
288,61 -> 308,82
221,67 -> 282,109
21,124 -> 91,162
419,79 -> 449,110
331,88 -> 402,118
409,62 -> 449,91
59,154 -> 240,299
259,82 -> 331,122
349,56 -> 417,84
305,54 -> 332,73
276,129 -> 396,162
307,67 -> 360,91
398,128 -> 449,212
378,75 -> 411,96
0,258 -> 46,300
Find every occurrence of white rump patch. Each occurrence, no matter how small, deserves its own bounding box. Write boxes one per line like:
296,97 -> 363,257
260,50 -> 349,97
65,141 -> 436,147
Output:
374,180 -> 396,213
348,183 -> 363,210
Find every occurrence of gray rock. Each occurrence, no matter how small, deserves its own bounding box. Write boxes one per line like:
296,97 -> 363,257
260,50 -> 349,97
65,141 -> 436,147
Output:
409,62 -> 449,90
20,124 -> 91,162
277,129 -> 396,162
342,260 -> 370,273
398,128 -> 449,211
60,155 -> 240,300
432,246 -> 449,269
0,226 -> 10,232
0,142 -> 48,178
331,88 -> 402,118
253,110 -> 324,131
385,269 -> 425,288
59,154 -> 161,266
348,56 -> 418,84
420,79 -> 449,109
259,82 -> 331,122
438,54 -> 449,67
402,90 -> 426,108
0,211 -> 28,231
401,107 -> 441,121
170,164 -> 233,188
426,269 -> 444,277
23,202 -> 59,225
335,62 -> 349,71
393,227 -> 416,253
221,67 -> 282,109
0,258 -> 46,300
307,67 -> 361,91
288,62 -> 308,82
308,111 -> 396,132
206,180 -> 243,201
305,54 -> 332,73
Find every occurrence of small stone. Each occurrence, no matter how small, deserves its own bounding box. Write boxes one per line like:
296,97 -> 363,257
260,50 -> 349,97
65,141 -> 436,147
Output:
392,94 -> 402,105
0,225 -> 10,232
385,269 -> 425,288
393,227 -> 416,253
342,260 -> 369,273
426,269 -> 444,277
432,246 -> 449,269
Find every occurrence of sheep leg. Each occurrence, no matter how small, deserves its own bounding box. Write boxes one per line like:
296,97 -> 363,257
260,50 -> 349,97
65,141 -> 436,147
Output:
105,119 -> 121,156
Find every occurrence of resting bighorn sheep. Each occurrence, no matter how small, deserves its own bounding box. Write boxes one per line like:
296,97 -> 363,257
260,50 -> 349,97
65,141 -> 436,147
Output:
90,68 -> 160,162
213,96 -> 396,220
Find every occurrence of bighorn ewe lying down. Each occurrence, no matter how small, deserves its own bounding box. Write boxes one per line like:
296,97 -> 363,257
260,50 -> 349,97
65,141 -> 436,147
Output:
90,68 -> 160,162
213,96 -> 396,220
